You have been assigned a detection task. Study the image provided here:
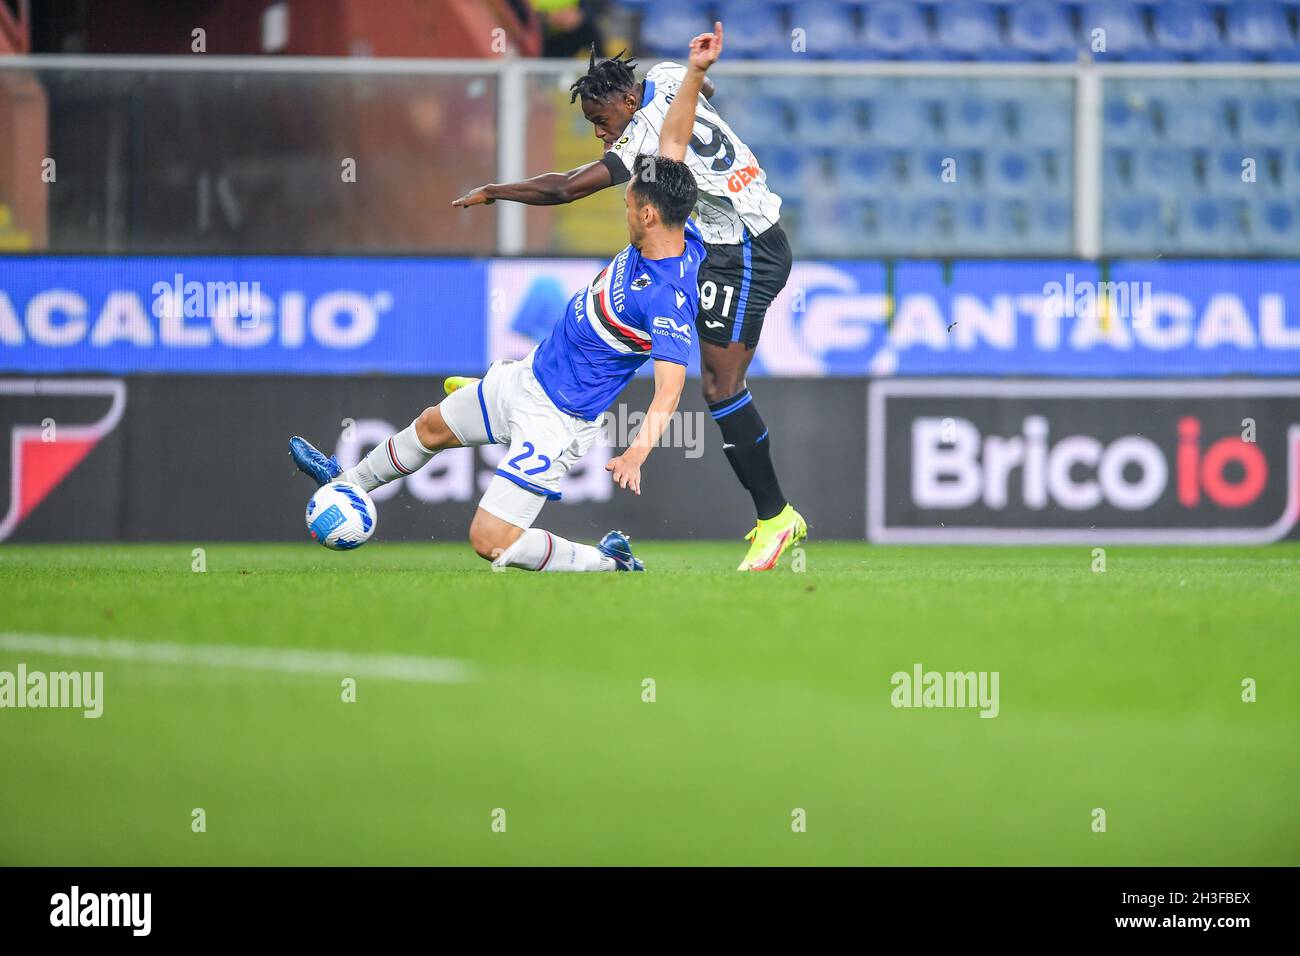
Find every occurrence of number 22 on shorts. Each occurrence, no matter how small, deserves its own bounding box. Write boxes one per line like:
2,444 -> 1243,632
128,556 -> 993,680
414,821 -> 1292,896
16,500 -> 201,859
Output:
506,441 -> 551,476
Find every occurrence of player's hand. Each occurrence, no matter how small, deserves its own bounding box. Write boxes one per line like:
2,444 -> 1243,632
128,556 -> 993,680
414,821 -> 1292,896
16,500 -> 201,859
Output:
688,21 -> 723,72
452,186 -> 495,208
605,454 -> 643,495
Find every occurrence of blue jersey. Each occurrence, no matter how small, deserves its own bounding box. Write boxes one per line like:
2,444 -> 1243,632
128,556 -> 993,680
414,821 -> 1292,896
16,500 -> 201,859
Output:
532,221 -> 706,421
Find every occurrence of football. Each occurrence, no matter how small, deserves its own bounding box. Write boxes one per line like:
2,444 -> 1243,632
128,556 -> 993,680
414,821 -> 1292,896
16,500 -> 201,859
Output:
304,481 -> 377,550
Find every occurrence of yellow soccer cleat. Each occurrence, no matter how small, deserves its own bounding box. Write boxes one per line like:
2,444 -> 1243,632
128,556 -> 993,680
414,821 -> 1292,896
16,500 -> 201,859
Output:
737,504 -> 807,571
443,375 -> 479,396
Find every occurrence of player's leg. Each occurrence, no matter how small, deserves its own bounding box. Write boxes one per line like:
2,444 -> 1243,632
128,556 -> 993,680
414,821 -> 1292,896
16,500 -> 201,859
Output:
700,339 -> 786,520
697,225 -> 805,570
336,404 -> 459,491
288,373 -> 487,489
470,493 -> 640,572
474,364 -> 643,572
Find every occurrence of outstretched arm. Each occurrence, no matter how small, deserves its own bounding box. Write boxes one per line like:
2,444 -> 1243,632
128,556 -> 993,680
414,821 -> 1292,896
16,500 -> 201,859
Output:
605,360 -> 686,495
451,159 -> 613,208
658,21 -> 723,161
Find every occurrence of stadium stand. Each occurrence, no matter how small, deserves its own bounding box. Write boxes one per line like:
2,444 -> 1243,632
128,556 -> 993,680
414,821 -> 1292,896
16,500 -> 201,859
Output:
627,0 -> 1300,63
613,0 -> 1300,255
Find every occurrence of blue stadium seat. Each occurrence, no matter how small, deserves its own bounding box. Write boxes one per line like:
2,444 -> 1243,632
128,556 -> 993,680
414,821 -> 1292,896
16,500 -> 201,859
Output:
868,95 -> 939,146
759,146 -> 812,195
1080,1 -> 1158,59
1104,198 -> 1167,252
1133,147 -> 1202,196
831,148 -> 900,198
718,1 -> 792,60
1103,146 -> 1135,192
984,148 -> 1049,196
992,199 -> 1032,245
1226,1 -> 1300,60
1152,1 -> 1227,59
1206,147 -> 1280,194
640,1 -> 713,56
796,96 -> 868,146
953,199 -> 995,248
859,198 -> 907,254
1157,95 -> 1233,143
1013,95 -> 1075,145
731,96 -> 792,152
943,95 -> 1005,146
1044,143 -> 1072,183
936,1 -> 1014,60
748,73 -> 816,99
824,75 -> 894,107
862,0 -> 935,58
1104,94 -> 1157,144
1175,197 -> 1246,252
797,0 -> 868,60
1027,198 -> 1074,249
907,149 -> 975,196
801,199 -> 869,255
1007,0 -> 1079,60
1248,198 -> 1300,251
905,199 -> 956,253
898,76 -> 961,101
1238,94 -> 1300,143
967,197 -> 1037,249
1278,147 -> 1300,194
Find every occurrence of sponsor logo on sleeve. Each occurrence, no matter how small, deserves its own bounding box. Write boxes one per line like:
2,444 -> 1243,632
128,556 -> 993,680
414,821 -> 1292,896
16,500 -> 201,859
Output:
653,316 -> 693,343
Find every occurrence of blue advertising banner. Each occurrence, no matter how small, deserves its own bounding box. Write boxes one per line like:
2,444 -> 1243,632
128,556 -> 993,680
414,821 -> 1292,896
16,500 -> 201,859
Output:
746,259 -> 1300,377
3,256 -> 1299,376
0,257 -> 486,374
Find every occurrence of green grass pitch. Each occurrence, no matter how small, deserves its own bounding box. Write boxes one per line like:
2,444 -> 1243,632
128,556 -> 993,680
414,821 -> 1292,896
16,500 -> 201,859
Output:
0,542 -> 1296,866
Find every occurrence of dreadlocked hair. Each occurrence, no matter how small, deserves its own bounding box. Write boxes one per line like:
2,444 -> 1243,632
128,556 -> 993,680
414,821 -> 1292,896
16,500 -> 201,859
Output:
569,45 -> 638,104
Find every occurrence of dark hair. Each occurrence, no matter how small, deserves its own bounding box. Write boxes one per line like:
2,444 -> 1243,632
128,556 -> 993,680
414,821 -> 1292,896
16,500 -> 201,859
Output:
629,155 -> 698,228
569,45 -> 638,104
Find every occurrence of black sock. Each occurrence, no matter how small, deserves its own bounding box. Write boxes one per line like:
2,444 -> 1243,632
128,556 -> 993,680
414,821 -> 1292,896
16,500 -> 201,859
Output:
709,389 -> 787,521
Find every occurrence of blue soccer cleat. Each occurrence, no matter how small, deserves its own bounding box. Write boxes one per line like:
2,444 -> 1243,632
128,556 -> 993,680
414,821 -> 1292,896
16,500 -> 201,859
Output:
598,530 -> 645,572
289,435 -> 342,487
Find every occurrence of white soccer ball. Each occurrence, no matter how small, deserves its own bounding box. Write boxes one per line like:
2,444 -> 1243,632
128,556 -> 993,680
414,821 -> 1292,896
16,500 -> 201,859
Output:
305,481 -> 377,550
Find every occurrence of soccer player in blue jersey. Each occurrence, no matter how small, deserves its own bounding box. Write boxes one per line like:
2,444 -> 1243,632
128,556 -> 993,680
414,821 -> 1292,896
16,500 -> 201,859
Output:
453,23 -> 805,571
286,26 -> 723,572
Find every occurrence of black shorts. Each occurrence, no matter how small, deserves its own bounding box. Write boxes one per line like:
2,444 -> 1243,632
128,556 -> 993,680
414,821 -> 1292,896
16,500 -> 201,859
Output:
696,223 -> 793,349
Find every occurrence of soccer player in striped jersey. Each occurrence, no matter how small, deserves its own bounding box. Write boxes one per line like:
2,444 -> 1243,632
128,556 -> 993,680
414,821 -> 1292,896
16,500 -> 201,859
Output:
453,23 -> 805,572
288,28 -> 719,573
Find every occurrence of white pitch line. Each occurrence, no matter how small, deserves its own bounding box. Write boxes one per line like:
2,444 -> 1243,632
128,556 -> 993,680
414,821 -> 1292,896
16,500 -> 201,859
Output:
0,633 -> 471,684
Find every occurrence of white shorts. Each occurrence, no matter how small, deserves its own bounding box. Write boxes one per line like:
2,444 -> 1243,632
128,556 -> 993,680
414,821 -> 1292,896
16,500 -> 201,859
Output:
440,354 -> 601,528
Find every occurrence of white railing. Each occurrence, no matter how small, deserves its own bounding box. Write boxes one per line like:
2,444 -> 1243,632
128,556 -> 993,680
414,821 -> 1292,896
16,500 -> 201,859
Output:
4,54 -> 1300,257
